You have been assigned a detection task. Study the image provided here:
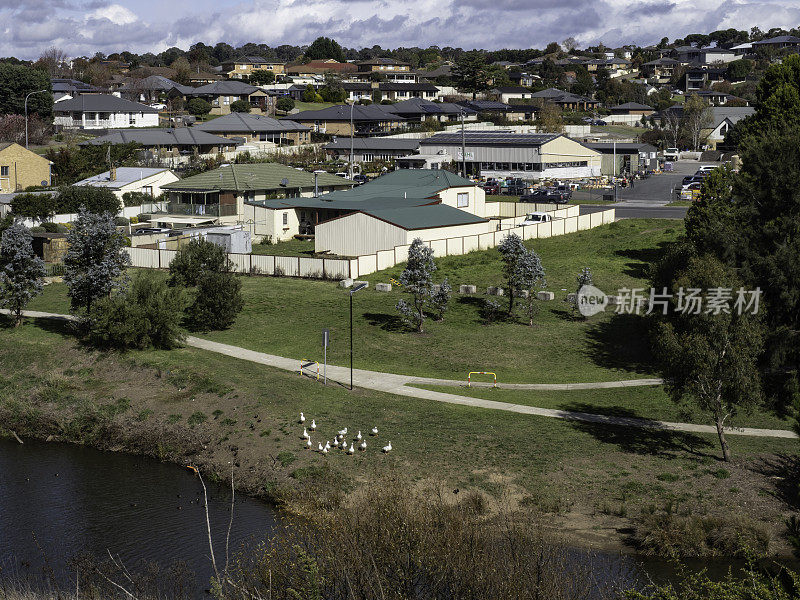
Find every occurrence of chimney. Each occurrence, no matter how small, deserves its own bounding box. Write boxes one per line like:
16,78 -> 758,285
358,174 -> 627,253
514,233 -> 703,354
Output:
110,165 -> 117,181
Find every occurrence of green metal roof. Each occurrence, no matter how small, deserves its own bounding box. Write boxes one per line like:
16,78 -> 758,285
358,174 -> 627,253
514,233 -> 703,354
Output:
360,204 -> 486,230
161,163 -> 352,192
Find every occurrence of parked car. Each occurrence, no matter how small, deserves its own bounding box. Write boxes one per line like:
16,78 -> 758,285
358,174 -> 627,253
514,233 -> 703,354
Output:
593,120 -> 607,126
334,172 -> 348,178
664,148 -> 680,161
696,165 -> 717,173
506,178 -> 528,195
680,181 -> 703,200
352,174 -> 369,185
521,212 -> 554,225
482,182 -> 500,195
520,189 -> 571,204
582,117 -> 594,123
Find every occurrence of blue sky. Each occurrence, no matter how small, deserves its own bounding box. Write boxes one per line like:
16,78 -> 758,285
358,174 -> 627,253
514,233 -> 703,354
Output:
2,0 -> 799,59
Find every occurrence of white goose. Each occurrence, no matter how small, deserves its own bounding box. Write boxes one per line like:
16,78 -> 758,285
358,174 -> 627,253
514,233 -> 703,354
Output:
309,419 -> 316,431
306,438 -> 312,449
299,412 -> 306,424
359,440 -> 367,451
333,438 -> 339,448
322,446 -> 329,455
382,441 -> 392,453
324,441 -> 331,452
347,444 -> 355,455
370,427 -> 378,436
317,442 -> 323,452
355,431 -> 362,442
338,428 -> 348,437
302,428 -> 309,440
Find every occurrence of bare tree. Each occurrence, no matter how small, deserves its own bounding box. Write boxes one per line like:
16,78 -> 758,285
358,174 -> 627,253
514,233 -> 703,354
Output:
662,110 -> 682,148
36,47 -> 69,78
683,93 -> 714,150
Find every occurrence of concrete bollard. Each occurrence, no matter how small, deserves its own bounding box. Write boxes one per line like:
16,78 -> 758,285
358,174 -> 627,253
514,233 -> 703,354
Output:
607,295 -> 621,306
375,283 -> 392,292
459,285 -> 477,294
516,289 -> 530,299
340,278 -> 353,288
537,291 -> 555,301
353,280 -> 369,289
567,292 -> 577,303
487,287 -> 505,296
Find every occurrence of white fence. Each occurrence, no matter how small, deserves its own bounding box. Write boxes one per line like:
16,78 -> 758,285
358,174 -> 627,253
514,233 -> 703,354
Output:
124,207 -> 615,280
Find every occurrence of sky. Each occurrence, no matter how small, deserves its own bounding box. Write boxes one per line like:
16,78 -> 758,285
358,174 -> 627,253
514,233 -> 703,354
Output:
2,0 -> 800,60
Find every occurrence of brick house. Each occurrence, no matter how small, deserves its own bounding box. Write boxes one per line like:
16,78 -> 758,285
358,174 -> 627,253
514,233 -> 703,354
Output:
0,143 -> 52,192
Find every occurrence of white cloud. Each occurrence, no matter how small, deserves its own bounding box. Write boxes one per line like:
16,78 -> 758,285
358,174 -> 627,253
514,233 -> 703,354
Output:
87,3 -> 138,24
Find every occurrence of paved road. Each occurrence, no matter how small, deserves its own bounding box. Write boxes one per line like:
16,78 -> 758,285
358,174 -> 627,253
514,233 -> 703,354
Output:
8,310 -> 796,439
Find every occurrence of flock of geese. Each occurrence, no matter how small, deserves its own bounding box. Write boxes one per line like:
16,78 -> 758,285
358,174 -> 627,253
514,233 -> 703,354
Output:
299,412 -> 392,455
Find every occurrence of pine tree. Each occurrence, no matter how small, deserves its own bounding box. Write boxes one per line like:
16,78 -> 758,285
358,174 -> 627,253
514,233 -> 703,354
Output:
396,238 -> 435,333
0,223 -> 45,326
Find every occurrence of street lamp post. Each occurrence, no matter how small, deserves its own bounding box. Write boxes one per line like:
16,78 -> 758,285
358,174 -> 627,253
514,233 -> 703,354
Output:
460,109 -> 467,179
25,89 -> 48,149
313,169 -> 326,197
349,282 -> 367,390
348,100 -> 355,180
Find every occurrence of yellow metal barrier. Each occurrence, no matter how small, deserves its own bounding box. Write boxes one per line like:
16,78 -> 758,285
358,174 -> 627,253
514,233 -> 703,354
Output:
300,359 -> 320,381
389,278 -> 401,286
468,371 -> 497,388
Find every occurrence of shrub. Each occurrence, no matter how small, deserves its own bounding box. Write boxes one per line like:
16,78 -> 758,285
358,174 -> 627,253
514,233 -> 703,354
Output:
114,217 -> 129,226
40,222 -> 67,233
56,186 -> 121,214
186,270 -> 243,331
187,411 -> 208,426
186,98 -> 212,116
276,97 -> 295,112
10,192 -> 55,221
122,191 -> 158,207
230,100 -> 251,113
88,270 -> 185,349
169,238 -> 230,287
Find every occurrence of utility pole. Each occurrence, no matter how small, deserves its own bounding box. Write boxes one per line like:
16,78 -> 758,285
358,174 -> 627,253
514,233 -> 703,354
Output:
461,109 -> 467,179
349,100 -> 355,180
25,89 -> 48,149
613,140 -> 617,202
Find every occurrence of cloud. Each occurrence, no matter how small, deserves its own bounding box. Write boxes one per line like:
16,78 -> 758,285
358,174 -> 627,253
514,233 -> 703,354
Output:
3,0 -> 800,60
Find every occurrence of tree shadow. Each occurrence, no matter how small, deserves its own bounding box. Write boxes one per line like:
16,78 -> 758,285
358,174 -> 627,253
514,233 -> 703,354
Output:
552,307 -> 583,322
560,401 -> 715,459
24,313 -> 81,340
363,312 -> 406,332
749,453 -> 800,510
584,313 -> 658,376
615,242 -> 675,279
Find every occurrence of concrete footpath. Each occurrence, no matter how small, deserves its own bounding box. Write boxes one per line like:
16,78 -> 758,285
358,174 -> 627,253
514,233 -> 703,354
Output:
7,310 -> 797,440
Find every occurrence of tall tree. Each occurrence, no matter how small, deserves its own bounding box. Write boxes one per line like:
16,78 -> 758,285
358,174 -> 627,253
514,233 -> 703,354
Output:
0,63 -> 53,119
64,208 -> 129,315
0,223 -> 45,326
396,238 -> 436,333
305,37 -> 345,62
652,253 -> 764,462
453,51 -> 490,100
497,233 -> 526,315
682,93 -> 713,150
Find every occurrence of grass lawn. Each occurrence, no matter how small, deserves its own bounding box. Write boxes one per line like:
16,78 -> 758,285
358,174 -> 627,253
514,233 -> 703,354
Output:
2,318 -> 797,554
409,384 -> 793,431
667,200 -> 694,207
32,219 -> 682,384
292,101 -> 338,112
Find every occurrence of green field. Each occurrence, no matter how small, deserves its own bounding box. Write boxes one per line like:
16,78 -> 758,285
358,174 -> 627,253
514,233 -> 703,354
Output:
291,101 -> 339,112
30,220 -> 682,384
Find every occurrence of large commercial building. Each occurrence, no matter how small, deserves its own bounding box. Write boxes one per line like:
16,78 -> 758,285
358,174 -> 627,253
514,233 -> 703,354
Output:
419,132 -> 602,179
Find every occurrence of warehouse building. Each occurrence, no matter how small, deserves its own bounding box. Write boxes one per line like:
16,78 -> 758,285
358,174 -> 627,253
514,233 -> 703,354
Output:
583,142 -> 658,175
242,169 -> 486,251
419,132 -> 602,179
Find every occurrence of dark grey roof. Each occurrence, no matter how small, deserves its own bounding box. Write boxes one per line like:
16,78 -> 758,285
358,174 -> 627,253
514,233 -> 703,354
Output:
529,88 -> 595,103
81,128 -> 232,147
191,81 -> 259,95
378,98 -> 474,116
457,100 -> 513,112
420,131 -> 561,148
51,78 -> 101,94
378,82 -> 439,92
642,57 -> 682,66
194,112 -> 309,133
287,104 -> 405,122
611,102 -> 654,110
359,204 -> 486,230
357,58 -> 409,66
493,86 -> 532,93
343,83 -> 372,91
119,75 -> 194,95
752,35 -> 800,45
585,142 -> 657,154
223,56 -> 283,65
53,94 -> 158,113
323,138 -> 420,151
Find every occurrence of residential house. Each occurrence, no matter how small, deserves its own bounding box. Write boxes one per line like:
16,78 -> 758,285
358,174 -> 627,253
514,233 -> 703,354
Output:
242,169 -> 486,252
640,57 -> 683,83
51,78 -> 103,99
705,106 -> 755,149
193,112 -> 311,145
285,104 -> 405,136
74,167 -> 179,200
507,71 -> 538,87
376,98 -> 473,122
751,36 -> 800,52
693,90 -> 747,106
607,102 -> 655,124
456,100 -> 537,121
356,58 -> 411,73
682,67 -> 727,93
0,143 -> 52,193
492,86 -> 534,103
82,128 -> 236,157
221,56 -> 286,79
323,138 -> 421,162
377,82 -> 440,100
53,95 -> 159,129
530,88 -> 599,110
159,163 -> 353,229
286,59 -> 357,77
419,132 -> 602,179
189,81 -> 269,115
118,75 -> 194,104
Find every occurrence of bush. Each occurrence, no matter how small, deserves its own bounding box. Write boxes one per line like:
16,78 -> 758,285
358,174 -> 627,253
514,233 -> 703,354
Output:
40,222 -> 67,233
230,99 -> 251,113
186,270 -> 243,331
186,98 -> 212,116
276,97 -> 295,112
10,192 -> 55,221
56,186 -> 121,215
114,217 -> 129,226
88,271 -> 185,350
122,191 -> 159,207
169,238 -> 230,287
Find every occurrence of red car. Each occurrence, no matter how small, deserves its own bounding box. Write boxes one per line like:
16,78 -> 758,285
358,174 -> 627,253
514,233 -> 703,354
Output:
482,182 -> 500,194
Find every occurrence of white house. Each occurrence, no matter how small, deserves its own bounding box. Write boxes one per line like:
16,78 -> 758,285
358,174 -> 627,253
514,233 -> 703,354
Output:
53,95 -> 159,130
74,167 -> 179,200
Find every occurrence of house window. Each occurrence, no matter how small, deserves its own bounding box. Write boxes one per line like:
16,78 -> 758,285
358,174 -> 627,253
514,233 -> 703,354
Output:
0,166 -> 8,177
282,212 -> 288,226
457,193 -> 469,208
142,186 -> 153,196
362,153 -> 374,162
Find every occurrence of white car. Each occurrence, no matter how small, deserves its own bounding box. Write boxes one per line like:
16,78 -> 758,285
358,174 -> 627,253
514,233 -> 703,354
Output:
697,165 -> 717,173
521,212 -> 553,225
664,148 -> 679,161
149,103 -> 167,110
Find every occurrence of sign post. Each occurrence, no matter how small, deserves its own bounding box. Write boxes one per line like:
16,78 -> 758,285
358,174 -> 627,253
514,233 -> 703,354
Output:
322,328 -> 330,384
